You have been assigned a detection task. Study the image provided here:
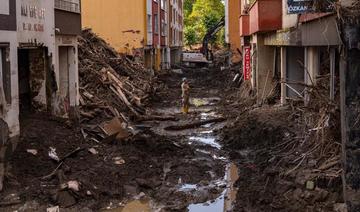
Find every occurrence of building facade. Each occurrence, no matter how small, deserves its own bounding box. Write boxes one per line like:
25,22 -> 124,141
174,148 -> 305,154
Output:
0,0 -> 81,188
168,0 -> 184,66
238,0 -> 340,104
225,0 -> 242,63
82,0 -> 180,71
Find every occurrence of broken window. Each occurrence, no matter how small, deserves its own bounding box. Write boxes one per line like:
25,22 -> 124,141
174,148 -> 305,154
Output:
0,45 -> 11,104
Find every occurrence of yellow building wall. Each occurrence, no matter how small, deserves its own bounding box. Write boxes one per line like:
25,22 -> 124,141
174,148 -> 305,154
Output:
228,0 -> 242,63
82,0 -> 146,54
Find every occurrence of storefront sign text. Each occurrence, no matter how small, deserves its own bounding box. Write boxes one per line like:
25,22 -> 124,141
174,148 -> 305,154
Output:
243,46 -> 251,81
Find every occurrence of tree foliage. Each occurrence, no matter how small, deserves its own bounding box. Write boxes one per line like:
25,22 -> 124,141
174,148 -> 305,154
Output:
184,0 -> 225,47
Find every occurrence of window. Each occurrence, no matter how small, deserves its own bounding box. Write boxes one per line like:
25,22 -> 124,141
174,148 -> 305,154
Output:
147,14 -> 152,33
0,0 -> 9,15
55,0 -> 80,13
154,14 -> 159,34
161,19 -> 167,36
0,46 -> 11,104
161,0 -> 166,10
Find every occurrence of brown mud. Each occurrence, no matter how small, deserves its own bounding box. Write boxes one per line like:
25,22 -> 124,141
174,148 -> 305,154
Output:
0,66 -> 236,211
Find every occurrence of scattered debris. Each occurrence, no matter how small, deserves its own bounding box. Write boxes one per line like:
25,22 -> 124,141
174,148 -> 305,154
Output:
100,117 -> 130,140
88,147 -> 98,155
67,180 -> 80,192
26,149 -> 38,156
113,157 -> 125,165
46,206 -> 60,212
48,147 -> 60,162
78,29 -> 157,142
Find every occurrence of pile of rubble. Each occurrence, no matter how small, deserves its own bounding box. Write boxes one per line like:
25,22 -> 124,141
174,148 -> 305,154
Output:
78,29 -> 156,142
220,79 -> 343,211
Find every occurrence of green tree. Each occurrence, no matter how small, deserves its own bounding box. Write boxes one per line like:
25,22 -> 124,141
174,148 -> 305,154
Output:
184,26 -> 198,48
183,0 -> 225,46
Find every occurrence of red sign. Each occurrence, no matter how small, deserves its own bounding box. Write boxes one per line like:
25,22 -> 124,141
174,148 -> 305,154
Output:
243,46 -> 251,81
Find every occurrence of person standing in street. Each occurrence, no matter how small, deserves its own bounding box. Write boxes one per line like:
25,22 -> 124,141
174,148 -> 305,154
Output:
181,78 -> 190,114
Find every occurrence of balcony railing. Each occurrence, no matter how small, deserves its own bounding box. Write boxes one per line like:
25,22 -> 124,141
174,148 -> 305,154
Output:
55,0 -> 80,13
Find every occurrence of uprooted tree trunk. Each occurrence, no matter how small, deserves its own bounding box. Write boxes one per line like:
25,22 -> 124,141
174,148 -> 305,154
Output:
339,0 -> 360,211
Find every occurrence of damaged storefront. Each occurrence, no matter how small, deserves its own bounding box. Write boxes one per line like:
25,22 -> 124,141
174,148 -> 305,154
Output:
0,0 -> 17,190
17,0 -> 80,118
54,0 -> 81,118
0,0 -> 80,189
264,14 -> 341,105
17,0 -> 55,116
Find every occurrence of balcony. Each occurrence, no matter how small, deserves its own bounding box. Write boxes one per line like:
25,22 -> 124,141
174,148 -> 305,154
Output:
55,0 -> 80,13
55,0 -> 81,35
239,14 -> 250,36
249,0 -> 282,34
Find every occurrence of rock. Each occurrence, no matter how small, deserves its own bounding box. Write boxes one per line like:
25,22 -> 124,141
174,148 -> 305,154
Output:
67,180 -> 80,192
113,157 -> 125,165
306,181 -> 315,190
46,206 -> 60,212
48,147 -> 60,162
86,191 -> 92,196
26,149 -> 38,156
88,148 -> 98,155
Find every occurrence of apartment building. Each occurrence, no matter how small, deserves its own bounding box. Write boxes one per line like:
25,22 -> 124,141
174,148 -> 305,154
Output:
0,0 -> 81,188
225,0 -> 242,63
169,0 -> 184,65
238,0 -> 339,104
82,0 -> 176,71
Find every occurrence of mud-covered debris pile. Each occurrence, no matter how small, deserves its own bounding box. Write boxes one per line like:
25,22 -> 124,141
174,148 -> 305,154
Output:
78,29 -> 156,140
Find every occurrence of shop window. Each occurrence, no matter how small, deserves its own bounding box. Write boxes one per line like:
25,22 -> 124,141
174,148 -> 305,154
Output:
0,46 -> 11,104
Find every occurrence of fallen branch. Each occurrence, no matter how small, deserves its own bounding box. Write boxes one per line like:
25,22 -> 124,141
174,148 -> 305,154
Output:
41,162 -> 64,180
60,147 -> 84,162
164,117 -> 226,131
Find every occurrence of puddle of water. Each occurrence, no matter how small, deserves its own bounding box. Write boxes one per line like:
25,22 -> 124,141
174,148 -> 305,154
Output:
199,130 -> 213,134
187,163 -> 239,212
189,136 -> 221,149
191,98 -> 220,107
179,184 -> 198,191
188,192 -> 225,212
105,199 -> 151,212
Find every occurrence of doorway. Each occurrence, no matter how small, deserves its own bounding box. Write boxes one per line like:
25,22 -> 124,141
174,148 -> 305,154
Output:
18,48 -> 48,116
286,47 -> 305,98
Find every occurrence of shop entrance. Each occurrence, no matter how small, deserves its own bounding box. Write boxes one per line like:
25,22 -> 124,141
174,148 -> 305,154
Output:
18,47 -> 48,116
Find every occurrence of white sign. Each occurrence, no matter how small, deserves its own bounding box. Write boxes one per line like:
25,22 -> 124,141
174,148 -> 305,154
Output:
0,0 -> 10,15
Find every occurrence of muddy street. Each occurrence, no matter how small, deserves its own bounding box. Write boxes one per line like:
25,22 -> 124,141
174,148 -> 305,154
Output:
0,64 -> 242,211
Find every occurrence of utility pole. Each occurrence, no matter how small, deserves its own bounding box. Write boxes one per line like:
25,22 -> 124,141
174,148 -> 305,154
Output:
339,0 -> 360,211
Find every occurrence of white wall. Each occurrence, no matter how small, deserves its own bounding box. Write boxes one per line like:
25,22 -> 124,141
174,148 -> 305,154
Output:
225,0 -> 229,43
54,35 -> 79,117
17,0 -> 56,106
0,31 -> 19,137
282,0 -> 298,29
0,0 -> 10,15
